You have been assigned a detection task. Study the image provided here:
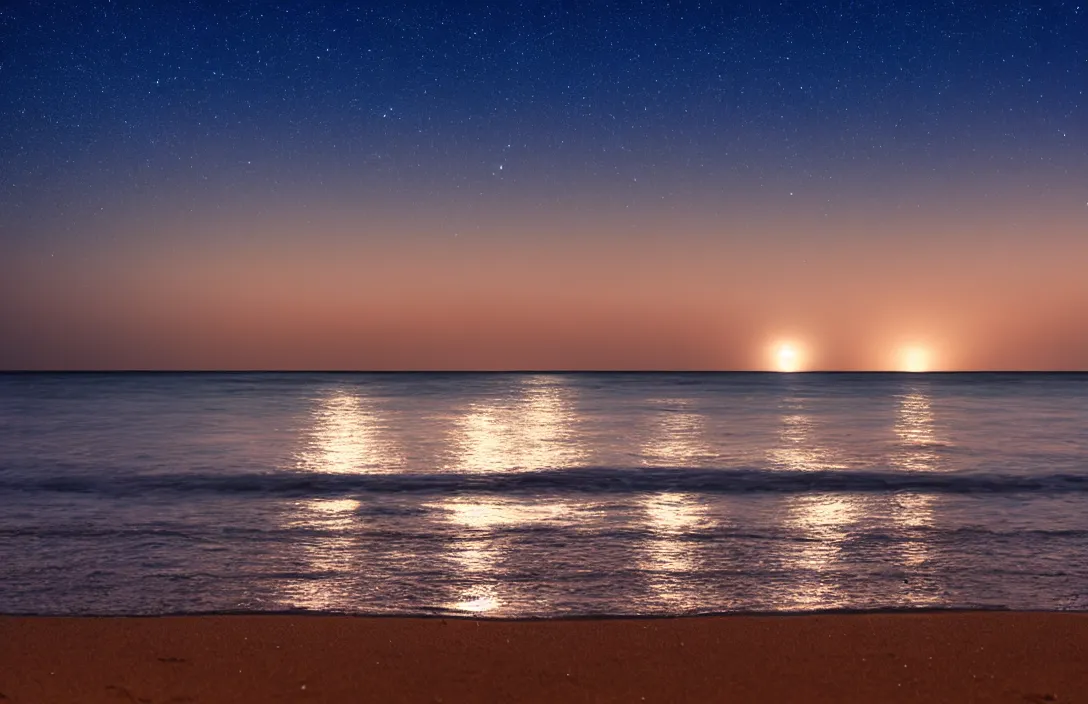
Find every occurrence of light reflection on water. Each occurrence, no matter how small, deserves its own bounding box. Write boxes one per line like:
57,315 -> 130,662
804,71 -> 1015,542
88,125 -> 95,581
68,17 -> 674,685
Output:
888,387 -> 943,603
281,497 -> 362,611
766,393 -> 851,608
285,389 -> 401,609
452,375 -> 583,473
767,393 -> 842,472
639,492 -> 708,608
219,376 -> 1088,615
893,389 -> 942,472
295,390 -> 403,474
783,494 -> 860,609
774,385 -> 946,609
434,497 -> 579,614
641,400 -> 710,466
440,376 -> 585,613
639,400 -> 714,608
281,381 -> 952,613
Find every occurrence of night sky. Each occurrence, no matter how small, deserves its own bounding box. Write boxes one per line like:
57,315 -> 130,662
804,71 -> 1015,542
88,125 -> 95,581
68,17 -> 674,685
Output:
2,1 -> 1085,370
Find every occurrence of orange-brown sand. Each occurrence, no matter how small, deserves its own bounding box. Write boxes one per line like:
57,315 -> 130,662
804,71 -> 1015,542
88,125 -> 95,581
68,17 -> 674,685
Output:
1,612 -> 1086,703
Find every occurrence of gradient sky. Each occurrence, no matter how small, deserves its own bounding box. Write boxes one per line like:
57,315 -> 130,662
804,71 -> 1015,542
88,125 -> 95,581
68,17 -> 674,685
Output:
1,1 -> 1085,370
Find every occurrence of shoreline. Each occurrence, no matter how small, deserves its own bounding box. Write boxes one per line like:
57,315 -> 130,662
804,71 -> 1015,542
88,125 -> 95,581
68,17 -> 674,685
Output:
3,611 -> 1086,703
0,605 -> 1070,621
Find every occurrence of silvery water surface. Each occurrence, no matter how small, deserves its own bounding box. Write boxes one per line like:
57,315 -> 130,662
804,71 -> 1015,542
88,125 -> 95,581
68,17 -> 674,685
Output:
1,372 -> 1086,617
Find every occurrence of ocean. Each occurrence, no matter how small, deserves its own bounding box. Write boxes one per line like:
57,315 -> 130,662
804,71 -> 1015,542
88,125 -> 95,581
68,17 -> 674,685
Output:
1,372 -> 1086,617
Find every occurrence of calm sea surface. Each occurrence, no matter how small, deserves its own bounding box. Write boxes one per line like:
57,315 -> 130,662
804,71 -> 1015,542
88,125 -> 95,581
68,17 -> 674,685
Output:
1,372 -> 1086,616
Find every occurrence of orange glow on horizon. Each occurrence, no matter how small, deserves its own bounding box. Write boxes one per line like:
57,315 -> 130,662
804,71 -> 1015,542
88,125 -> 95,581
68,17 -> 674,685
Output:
2,204 -> 1087,371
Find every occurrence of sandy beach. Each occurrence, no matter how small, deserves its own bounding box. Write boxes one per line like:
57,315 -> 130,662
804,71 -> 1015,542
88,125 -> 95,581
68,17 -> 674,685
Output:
1,611 -> 1085,703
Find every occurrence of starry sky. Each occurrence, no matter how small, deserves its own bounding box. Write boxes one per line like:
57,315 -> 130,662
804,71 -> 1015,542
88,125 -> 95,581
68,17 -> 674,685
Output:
1,0 -> 1085,370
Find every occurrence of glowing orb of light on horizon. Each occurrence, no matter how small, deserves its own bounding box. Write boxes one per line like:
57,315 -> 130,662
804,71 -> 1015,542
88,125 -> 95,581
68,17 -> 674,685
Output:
774,343 -> 803,372
899,346 -> 931,373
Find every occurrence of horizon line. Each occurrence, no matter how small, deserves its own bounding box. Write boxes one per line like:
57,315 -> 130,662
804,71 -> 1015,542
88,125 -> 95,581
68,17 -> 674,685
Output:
2,370 -> 1087,375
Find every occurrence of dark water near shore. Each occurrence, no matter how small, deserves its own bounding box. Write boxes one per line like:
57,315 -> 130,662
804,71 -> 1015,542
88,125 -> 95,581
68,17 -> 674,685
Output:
1,372 -> 1086,616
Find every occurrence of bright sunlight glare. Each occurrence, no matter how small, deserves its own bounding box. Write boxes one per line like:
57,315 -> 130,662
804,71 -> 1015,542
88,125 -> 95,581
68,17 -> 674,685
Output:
899,346 -> 931,373
774,343 -> 803,372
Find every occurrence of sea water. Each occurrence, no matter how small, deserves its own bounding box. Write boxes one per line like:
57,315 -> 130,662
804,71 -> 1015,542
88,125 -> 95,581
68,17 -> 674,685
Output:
1,372 -> 1086,616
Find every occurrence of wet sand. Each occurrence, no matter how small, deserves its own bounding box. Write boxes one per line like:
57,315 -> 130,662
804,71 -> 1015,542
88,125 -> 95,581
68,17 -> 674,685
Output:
1,612 -> 1085,703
